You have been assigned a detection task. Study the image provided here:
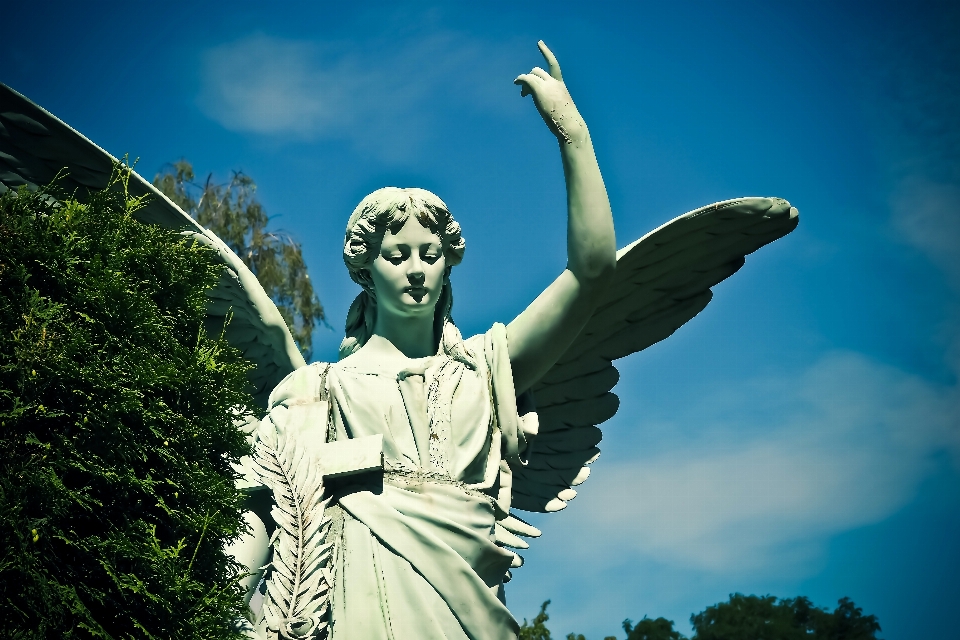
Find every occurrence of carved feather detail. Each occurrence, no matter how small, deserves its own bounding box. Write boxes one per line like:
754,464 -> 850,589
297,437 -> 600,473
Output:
513,197 -> 799,515
250,426 -> 333,640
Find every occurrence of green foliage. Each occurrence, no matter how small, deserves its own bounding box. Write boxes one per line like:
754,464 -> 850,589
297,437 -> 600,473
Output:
153,160 -> 324,359
520,600 -> 554,640
624,616 -> 685,640
519,601 -> 614,640
690,594 -> 882,640
0,178 -> 254,638
522,593 -> 881,640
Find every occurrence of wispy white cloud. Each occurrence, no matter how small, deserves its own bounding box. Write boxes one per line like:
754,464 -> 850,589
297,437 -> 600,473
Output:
540,351 -> 959,577
892,179 -> 960,289
197,32 -> 524,159
198,36 -> 350,137
864,21 -> 960,292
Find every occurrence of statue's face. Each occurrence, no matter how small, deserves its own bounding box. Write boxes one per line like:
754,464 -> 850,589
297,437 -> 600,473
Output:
369,215 -> 447,320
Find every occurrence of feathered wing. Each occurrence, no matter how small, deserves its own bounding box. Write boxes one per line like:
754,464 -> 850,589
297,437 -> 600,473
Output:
507,197 -> 799,518
0,83 -> 305,407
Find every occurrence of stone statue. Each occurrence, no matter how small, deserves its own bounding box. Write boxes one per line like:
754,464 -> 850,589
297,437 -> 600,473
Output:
0,41 -> 798,640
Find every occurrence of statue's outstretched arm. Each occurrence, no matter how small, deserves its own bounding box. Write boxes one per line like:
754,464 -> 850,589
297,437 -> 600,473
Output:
507,41 -> 617,394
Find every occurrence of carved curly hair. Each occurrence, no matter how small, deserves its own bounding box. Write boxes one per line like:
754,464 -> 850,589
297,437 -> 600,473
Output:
339,187 -> 474,366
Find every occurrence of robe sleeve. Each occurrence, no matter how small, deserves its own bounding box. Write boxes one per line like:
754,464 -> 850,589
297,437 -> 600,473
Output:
484,323 -> 527,466
483,322 -> 539,515
256,362 -> 332,449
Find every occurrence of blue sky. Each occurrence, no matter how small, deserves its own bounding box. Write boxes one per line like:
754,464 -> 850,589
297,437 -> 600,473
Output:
4,1 -> 958,638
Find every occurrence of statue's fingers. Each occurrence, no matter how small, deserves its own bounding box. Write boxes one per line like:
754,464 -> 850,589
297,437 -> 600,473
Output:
513,76 -> 531,97
514,73 -> 542,97
537,40 -> 563,80
514,73 -> 543,86
530,67 -> 552,82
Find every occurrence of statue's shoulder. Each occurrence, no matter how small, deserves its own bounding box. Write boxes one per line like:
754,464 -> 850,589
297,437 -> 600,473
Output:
267,362 -> 333,410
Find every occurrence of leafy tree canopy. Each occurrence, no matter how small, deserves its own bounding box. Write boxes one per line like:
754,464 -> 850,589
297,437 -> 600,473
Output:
154,160 -> 325,360
691,593 -> 882,640
0,177 -> 253,638
520,594 -> 881,640
624,616 -> 685,640
520,599 -> 554,640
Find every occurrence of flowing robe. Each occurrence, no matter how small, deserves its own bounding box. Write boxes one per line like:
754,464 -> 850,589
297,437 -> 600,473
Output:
262,324 -> 527,640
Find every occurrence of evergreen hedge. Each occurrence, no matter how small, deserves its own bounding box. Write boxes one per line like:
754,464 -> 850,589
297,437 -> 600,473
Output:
0,179 -> 255,638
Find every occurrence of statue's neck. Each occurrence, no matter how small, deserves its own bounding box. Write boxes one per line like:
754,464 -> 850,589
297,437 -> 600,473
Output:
371,311 -> 436,359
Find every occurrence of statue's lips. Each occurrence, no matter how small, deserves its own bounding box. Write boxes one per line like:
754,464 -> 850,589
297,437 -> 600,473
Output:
403,286 -> 427,299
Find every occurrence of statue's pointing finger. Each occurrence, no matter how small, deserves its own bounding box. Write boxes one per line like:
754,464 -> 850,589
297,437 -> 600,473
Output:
537,40 -> 563,80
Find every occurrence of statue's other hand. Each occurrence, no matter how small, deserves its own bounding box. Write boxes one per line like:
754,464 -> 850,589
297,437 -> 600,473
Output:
514,41 -> 587,145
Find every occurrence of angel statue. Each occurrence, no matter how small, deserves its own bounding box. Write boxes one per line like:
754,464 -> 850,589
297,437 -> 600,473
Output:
0,41 -> 797,640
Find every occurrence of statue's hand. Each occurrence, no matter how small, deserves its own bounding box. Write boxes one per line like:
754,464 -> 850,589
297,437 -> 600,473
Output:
515,41 -> 587,145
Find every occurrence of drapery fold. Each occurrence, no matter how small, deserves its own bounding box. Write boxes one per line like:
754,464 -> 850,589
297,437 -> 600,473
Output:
335,481 -> 517,640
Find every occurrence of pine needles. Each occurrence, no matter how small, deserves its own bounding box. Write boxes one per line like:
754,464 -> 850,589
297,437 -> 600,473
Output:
0,179 -> 255,638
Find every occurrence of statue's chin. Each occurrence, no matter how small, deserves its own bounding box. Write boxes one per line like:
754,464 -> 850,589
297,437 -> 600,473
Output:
393,293 -> 437,314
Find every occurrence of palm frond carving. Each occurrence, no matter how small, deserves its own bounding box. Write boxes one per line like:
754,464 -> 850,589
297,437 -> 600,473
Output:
250,426 -> 333,640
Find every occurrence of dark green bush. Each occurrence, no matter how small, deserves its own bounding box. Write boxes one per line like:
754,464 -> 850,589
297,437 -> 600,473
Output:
0,178 -> 254,638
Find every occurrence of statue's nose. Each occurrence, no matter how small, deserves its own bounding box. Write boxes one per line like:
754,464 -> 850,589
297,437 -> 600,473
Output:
409,272 -> 425,284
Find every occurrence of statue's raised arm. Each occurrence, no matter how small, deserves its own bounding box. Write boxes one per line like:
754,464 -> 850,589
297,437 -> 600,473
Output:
500,44 -> 800,518
507,42 -> 617,394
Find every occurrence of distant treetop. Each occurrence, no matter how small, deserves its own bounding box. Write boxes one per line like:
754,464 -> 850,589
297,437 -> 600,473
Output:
154,160 -> 325,360
519,593 -> 881,640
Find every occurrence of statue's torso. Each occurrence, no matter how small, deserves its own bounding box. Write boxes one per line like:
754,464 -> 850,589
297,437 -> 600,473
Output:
326,333 -> 495,485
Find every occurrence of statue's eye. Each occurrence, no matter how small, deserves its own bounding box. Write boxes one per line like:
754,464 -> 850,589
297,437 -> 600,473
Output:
381,249 -> 405,265
421,245 -> 443,264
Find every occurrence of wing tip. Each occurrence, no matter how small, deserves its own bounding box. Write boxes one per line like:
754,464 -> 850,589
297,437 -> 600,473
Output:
544,498 -> 567,512
571,466 -> 591,486
500,515 -> 542,538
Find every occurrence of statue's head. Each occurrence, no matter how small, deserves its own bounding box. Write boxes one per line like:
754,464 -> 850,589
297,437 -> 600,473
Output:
340,187 -> 473,364
342,187 -> 465,292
